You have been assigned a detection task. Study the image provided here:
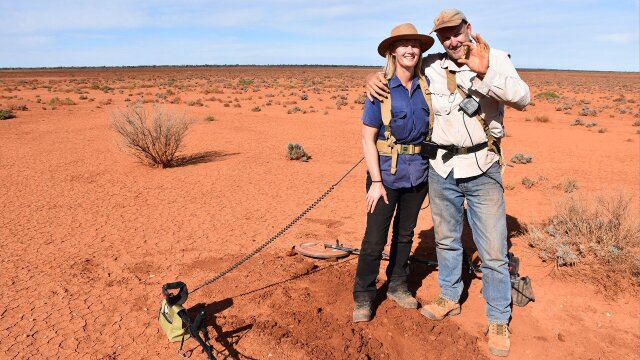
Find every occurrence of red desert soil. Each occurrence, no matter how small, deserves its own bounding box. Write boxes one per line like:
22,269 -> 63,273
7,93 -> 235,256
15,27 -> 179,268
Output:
0,67 -> 638,359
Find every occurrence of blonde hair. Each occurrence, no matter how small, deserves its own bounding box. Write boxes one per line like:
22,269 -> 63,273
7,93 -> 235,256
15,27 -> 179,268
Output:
382,42 -> 424,80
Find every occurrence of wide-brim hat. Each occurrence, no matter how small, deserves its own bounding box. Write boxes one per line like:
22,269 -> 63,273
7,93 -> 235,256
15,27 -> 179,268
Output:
431,9 -> 468,33
377,23 -> 434,57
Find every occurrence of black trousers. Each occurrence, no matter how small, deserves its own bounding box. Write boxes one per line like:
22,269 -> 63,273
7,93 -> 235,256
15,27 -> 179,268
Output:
353,176 -> 429,303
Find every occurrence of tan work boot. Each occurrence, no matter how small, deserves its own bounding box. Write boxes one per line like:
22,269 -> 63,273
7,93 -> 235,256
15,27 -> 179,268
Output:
352,302 -> 373,323
486,323 -> 511,357
419,296 -> 461,320
387,289 -> 418,309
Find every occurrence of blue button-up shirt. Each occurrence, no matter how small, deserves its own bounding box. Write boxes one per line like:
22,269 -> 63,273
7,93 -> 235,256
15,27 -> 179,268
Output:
362,75 -> 430,189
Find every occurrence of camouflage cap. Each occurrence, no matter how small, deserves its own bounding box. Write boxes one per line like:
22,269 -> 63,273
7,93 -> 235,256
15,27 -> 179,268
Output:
431,8 -> 468,33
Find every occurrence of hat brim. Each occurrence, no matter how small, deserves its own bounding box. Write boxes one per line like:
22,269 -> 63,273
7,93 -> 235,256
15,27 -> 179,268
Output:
430,18 -> 464,33
377,34 -> 435,57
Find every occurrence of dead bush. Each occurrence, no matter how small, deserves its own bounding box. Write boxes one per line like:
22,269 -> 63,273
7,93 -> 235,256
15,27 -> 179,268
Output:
526,194 -> 640,294
111,104 -> 193,168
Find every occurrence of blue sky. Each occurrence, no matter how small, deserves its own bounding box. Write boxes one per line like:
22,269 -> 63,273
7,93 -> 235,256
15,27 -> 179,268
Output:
1,0 -> 638,71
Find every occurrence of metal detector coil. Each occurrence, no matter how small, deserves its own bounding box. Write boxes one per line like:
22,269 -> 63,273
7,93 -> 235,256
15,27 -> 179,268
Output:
295,241 -> 351,259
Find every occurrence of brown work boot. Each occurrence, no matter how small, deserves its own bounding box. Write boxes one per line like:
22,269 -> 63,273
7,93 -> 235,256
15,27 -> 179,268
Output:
419,296 -> 461,321
387,288 -> 418,309
352,301 -> 373,323
486,323 -> 511,357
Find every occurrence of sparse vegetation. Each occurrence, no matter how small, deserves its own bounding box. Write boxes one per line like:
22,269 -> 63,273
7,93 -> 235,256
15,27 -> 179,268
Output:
0,109 -> 16,120
521,177 -> 536,188
204,115 -> 216,122
354,93 -> 367,104
535,91 -> 560,100
251,106 -> 262,112
585,122 -> 598,128
597,128 -> 608,133
511,153 -> 533,164
526,194 -> 640,294
533,115 -> 550,123
571,118 -> 584,126
287,143 -> 310,161
287,106 -> 302,114
111,104 -> 193,168
561,178 -> 578,193
48,97 -> 76,106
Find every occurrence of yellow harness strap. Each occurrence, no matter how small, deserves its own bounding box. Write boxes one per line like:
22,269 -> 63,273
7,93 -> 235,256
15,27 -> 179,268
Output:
377,75 -> 431,175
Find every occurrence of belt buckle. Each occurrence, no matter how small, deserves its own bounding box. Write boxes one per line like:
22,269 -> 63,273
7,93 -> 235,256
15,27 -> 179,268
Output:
401,144 -> 409,154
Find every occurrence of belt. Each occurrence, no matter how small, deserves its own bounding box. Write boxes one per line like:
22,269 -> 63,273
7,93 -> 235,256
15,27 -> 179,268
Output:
437,142 -> 487,155
376,141 -> 422,155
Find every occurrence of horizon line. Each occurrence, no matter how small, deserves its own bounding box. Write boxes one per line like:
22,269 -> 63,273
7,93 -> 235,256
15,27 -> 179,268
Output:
0,64 -> 638,74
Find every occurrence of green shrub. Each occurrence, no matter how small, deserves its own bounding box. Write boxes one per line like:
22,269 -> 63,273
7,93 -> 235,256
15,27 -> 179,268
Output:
535,91 -> 560,100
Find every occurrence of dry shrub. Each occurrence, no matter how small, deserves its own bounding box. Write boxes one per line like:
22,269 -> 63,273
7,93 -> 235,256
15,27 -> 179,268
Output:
111,104 -> 193,168
0,109 -> 16,120
526,193 -> 640,294
287,143 -> 310,161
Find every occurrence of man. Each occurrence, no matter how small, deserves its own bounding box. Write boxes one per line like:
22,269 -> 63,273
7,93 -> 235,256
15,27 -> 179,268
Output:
366,9 -> 530,357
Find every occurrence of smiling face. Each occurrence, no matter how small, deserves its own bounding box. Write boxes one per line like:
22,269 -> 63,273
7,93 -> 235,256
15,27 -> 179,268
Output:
391,39 -> 421,71
436,21 -> 472,61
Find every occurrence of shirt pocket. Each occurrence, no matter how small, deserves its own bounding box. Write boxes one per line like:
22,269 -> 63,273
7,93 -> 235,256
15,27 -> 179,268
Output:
389,110 -> 411,141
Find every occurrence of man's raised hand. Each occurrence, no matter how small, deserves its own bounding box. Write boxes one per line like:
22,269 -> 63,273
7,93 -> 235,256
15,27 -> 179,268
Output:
365,72 -> 390,102
458,33 -> 490,78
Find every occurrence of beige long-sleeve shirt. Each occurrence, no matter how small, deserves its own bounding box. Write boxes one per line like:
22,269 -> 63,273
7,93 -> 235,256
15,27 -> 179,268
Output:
423,48 -> 530,179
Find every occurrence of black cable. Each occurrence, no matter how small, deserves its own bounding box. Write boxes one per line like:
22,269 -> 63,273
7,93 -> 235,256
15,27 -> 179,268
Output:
461,112 -> 504,192
191,157 -> 365,293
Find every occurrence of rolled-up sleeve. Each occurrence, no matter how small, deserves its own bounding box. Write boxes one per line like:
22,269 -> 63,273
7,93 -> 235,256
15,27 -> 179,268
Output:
473,49 -> 530,110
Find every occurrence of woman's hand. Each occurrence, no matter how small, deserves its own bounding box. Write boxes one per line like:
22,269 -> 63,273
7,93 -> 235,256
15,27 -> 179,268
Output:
366,182 -> 388,213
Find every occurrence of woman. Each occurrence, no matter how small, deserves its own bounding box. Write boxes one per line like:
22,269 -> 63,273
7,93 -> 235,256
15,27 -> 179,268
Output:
353,23 -> 434,322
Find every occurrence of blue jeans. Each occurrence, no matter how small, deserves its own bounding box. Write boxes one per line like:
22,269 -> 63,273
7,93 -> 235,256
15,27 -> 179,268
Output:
428,162 -> 511,324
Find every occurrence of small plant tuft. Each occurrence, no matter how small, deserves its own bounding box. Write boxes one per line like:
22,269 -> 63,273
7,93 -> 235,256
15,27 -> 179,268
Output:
510,153 -> 533,164
535,91 -> 560,100
521,177 -> 536,188
562,178 -> 578,193
570,118 -> 584,126
0,109 -> 16,120
287,143 -> 310,161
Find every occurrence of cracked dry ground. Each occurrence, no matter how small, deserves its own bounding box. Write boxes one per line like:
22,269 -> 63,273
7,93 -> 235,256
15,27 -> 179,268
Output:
2,67 -> 639,359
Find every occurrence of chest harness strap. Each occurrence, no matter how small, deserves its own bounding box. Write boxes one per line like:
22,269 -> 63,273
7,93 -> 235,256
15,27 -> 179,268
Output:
424,69 -> 504,167
377,75 -> 432,175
